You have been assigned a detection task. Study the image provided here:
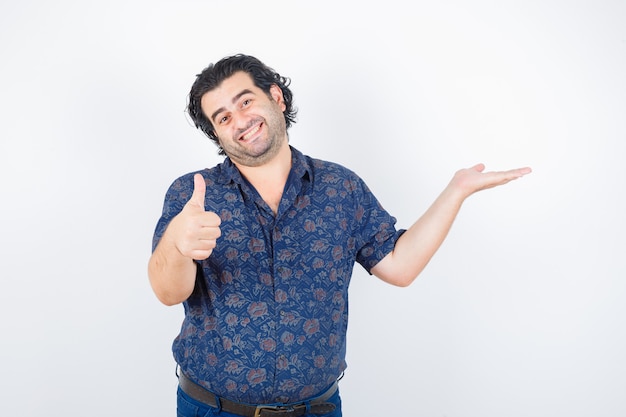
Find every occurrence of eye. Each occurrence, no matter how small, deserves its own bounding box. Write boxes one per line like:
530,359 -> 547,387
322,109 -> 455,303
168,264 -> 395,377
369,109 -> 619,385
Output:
242,98 -> 252,107
218,115 -> 230,125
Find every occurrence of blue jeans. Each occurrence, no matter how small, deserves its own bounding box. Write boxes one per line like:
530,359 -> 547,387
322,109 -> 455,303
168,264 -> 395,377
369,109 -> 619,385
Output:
176,386 -> 342,417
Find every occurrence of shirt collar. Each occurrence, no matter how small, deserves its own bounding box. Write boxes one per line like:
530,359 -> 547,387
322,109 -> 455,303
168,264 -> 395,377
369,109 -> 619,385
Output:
215,146 -> 312,186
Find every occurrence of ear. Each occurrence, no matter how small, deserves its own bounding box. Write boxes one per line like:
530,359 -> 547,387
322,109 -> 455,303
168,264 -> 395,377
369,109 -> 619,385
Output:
269,84 -> 286,111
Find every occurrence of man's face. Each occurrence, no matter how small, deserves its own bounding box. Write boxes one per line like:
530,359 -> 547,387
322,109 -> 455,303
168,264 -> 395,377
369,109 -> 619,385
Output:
201,71 -> 287,167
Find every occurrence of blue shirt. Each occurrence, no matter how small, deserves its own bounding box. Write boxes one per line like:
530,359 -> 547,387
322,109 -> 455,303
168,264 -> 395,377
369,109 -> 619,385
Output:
152,147 -> 404,404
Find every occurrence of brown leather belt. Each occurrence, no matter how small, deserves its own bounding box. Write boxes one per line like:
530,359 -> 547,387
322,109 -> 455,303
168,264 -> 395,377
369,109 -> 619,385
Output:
178,372 -> 337,417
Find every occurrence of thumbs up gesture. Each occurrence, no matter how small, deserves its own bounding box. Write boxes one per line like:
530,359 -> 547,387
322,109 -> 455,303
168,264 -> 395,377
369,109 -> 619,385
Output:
169,173 -> 222,260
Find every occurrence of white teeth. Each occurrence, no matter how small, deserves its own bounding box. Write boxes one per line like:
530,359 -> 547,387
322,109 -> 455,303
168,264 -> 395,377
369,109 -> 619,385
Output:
242,125 -> 261,141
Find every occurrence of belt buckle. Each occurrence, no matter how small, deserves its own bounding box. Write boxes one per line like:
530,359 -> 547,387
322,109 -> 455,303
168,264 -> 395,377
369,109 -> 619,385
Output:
254,404 -> 293,417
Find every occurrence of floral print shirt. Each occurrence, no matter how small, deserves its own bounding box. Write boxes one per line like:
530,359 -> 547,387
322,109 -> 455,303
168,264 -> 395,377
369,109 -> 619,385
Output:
152,147 -> 403,404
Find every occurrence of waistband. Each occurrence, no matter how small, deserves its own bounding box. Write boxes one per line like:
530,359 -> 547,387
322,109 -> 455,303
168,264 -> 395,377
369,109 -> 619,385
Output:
178,372 -> 338,417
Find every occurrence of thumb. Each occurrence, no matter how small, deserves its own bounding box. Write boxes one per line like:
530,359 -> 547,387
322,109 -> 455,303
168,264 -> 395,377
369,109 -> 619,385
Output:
471,163 -> 486,173
188,173 -> 207,210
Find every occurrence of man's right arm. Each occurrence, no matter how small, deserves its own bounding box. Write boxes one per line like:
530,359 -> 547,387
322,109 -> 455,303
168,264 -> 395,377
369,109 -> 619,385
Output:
148,174 -> 221,306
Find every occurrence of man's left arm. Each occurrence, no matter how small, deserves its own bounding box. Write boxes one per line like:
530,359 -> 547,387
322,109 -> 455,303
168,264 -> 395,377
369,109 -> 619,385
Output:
370,163 -> 531,287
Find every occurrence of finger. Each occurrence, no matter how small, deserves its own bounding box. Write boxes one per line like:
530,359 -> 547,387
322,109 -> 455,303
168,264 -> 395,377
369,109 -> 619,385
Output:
203,211 -> 222,227
177,230 -> 219,260
500,166 -> 532,180
189,234 -> 219,260
197,216 -> 222,239
471,163 -> 486,173
190,249 -> 214,261
189,173 -> 207,209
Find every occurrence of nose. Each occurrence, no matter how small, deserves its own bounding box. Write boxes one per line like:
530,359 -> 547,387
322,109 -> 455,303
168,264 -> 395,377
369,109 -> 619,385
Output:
232,110 -> 255,132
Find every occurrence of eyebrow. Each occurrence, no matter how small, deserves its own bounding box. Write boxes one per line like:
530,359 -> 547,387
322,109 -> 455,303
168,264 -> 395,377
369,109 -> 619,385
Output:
210,89 -> 254,123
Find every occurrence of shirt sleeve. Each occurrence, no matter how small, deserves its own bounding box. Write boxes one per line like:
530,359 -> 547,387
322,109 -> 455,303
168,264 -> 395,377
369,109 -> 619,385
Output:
151,173 -> 195,252
352,176 -> 406,274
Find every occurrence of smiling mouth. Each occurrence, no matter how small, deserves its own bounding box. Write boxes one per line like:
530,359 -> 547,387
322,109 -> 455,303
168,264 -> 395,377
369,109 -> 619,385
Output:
240,123 -> 262,141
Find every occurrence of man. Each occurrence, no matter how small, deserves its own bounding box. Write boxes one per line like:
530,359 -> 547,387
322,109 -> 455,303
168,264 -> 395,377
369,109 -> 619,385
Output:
149,54 -> 531,417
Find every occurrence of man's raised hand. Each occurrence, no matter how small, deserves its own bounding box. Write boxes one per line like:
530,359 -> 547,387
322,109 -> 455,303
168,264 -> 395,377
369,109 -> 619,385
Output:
449,163 -> 532,199
170,173 -> 222,260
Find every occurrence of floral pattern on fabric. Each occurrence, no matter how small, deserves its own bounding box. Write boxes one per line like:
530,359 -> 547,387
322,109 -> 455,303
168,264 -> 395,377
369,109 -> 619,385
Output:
153,147 -> 403,404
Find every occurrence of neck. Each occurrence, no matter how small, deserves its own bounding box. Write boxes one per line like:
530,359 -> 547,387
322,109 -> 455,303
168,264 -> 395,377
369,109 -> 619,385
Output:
235,141 -> 292,183
234,142 -> 292,213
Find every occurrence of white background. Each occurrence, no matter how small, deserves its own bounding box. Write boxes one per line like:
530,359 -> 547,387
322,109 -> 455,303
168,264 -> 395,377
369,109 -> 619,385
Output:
1,0 -> 625,416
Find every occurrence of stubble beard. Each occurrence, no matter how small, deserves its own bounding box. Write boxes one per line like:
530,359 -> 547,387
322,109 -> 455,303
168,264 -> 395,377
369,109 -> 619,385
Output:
219,106 -> 287,168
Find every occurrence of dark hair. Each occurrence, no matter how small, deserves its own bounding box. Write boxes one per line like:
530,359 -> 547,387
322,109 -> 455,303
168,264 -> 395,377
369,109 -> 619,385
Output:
187,54 -> 297,154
